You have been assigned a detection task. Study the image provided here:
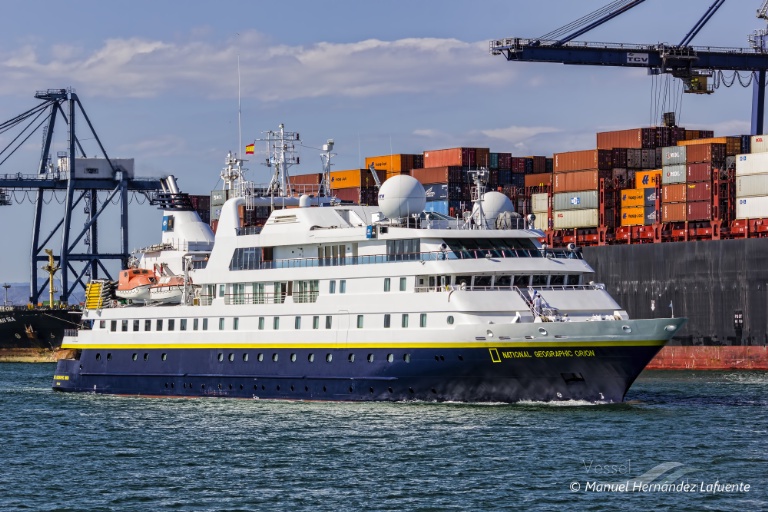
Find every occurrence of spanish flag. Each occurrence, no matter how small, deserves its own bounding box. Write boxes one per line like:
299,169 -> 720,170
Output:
245,143 -> 255,155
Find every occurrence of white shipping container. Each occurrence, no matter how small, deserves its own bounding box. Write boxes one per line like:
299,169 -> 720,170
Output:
736,195 -> 768,219
553,190 -> 599,210
661,164 -> 686,184
530,215 -> 550,230
661,146 -> 686,166
531,193 -> 548,213
750,134 -> 768,154
736,152 -> 768,176
736,174 -> 768,198
553,208 -> 599,229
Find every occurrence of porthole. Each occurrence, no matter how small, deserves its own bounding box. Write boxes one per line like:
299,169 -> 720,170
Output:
161,353 -> 167,361
257,353 -> 264,362
243,353 -> 249,362
107,353 -> 112,361
132,353 -> 137,361
326,353 -> 333,363
435,356 -> 440,361
388,387 -> 393,393
369,387 -> 374,394
239,384 -> 243,390
348,353 -> 355,363
143,353 -> 148,361
228,353 -> 234,362
431,388 -> 437,394
95,353 -> 101,361
291,385 -> 295,391
253,385 -> 258,390
622,325 -> 632,333
218,384 -> 222,390
403,354 -> 411,363
228,384 -> 232,390
201,384 -> 206,390
165,383 -> 168,388
272,353 -> 279,362
217,353 -> 224,362
538,327 -> 548,336
387,354 -> 394,363
447,316 -> 454,325
367,353 -> 374,363
323,386 -> 327,392
458,355 -> 464,361
305,386 -> 309,392
408,387 -> 414,394
440,355 -> 445,361
348,386 -> 353,392
277,385 -> 281,391
308,353 -> 315,362
290,353 -> 297,362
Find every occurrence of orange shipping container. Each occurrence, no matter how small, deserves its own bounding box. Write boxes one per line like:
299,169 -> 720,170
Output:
620,206 -> 645,226
620,188 -> 645,208
677,136 -> 741,156
524,173 -> 552,188
635,169 -> 662,188
662,202 -> 687,222
553,149 -> 612,172
596,128 -> 657,150
553,169 -> 611,193
365,154 -> 421,173
423,147 -> 489,168
330,169 -> 385,189
686,143 -> 726,164
662,184 -> 687,203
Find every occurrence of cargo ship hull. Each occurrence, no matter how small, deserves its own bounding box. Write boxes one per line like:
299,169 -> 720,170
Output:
0,307 -> 81,351
582,238 -> 768,347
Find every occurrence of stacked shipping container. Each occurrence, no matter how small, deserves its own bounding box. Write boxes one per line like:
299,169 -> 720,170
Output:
552,149 -> 613,229
735,136 -> 768,219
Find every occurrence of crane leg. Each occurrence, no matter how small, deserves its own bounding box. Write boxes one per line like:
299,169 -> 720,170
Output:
751,70 -> 766,135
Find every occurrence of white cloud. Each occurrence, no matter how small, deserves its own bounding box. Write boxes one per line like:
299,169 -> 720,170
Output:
480,125 -> 560,144
0,32 -> 515,101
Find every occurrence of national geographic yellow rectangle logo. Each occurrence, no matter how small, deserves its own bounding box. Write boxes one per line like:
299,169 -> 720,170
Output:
53,375 -> 69,381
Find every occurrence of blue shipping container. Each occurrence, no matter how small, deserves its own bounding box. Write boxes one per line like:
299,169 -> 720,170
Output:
424,200 -> 449,215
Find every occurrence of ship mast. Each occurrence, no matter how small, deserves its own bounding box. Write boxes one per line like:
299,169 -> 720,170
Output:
257,124 -> 301,204
42,249 -> 59,307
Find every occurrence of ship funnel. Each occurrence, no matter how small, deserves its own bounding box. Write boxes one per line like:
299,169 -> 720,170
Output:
166,175 -> 180,194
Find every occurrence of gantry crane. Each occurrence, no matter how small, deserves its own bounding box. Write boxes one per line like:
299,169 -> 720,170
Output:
490,0 -> 768,134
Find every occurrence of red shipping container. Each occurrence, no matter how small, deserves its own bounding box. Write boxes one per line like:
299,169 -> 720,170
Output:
686,182 -> 712,202
511,157 -> 527,174
529,156 -> 547,173
410,167 -> 463,184
687,201 -> 712,221
611,148 -> 628,168
596,128 -> 657,150
686,162 -> 715,182
423,147 -> 490,168
686,143 -> 726,164
554,150 -> 612,172
553,169 -> 611,193
662,184 -> 686,203
662,203 -> 687,222
524,173 -> 552,188
290,172 -> 323,185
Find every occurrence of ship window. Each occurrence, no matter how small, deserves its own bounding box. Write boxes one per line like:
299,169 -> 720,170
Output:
218,353 -> 223,362
387,354 -> 394,363
384,314 -> 391,328
513,275 -> 530,288
399,277 -> 407,291
420,314 -> 427,328
243,353 -> 249,362
202,318 -> 208,331
295,316 -> 301,329
219,284 -> 225,298
156,319 -> 163,331
386,238 -> 420,261
402,314 -> 409,328
193,318 -> 198,330
144,319 -> 151,331
291,353 -> 297,362
403,354 -> 411,363
495,275 -> 512,288
329,280 -> 336,294
219,318 -> 225,330
308,353 -> 315,362
532,275 -> 547,286
357,315 -> 364,328
294,280 -> 319,303
447,316 -> 454,325
340,280 -> 346,293
100,320 -> 105,329
326,353 -> 333,363
133,320 -> 140,332
474,276 -> 492,288
228,353 -> 234,362
132,353 -> 137,361
367,353 -> 374,363
273,317 -> 280,330
272,353 -> 279,362
550,274 -> 565,286
107,352 -> 112,360
348,353 -> 355,362
180,319 -> 187,331
230,247 -> 262,271
325,316 -> 332,329
258,317 -> 265,330
168,319 -> 175,331
258,353 -> 264,362
313,316 -> 319,329
121,320 -> 128,332
565,275 -> 578,285
96,353 -> 101,361
233,318 -> 239,331
144,353 -> 148,361
455,275 -> 472,290
384,278 -> 391,292
161,353 -> 167,361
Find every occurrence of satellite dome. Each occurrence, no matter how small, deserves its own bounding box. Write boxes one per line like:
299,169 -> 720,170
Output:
472,191 -> 515,229
377,175 -> 426,219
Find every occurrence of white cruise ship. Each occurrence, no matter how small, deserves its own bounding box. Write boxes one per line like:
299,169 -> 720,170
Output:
53,173 -> 685,402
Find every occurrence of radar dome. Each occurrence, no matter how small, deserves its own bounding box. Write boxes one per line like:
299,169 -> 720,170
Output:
471,191 -> 515,229
377,175 -> 426,219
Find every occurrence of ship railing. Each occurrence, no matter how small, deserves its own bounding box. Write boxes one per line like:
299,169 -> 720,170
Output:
414,284 -> 595,293
251,247 -> 582,270
221,292 -> 301,305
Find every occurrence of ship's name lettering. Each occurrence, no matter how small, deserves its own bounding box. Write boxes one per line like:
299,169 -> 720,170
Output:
500,349 -> 595,359
502,350 -> 532,359
0,316 -> 16,324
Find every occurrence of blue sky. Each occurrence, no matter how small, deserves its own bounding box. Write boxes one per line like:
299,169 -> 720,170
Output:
0,0 -> 762,288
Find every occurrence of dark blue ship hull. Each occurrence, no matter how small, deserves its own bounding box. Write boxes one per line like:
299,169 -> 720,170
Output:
53,343 -> 664,403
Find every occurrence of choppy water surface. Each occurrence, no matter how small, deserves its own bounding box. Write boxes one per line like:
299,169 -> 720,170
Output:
1,364 -> 765,511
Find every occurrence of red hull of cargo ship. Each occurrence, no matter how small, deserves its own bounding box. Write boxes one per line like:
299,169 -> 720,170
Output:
647,346 -> 768,370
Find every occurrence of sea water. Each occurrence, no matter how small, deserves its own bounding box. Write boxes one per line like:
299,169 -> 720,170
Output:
0,364 -> 765,511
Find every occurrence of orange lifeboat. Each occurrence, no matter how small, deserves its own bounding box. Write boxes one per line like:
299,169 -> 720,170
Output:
115,268 -> 155,301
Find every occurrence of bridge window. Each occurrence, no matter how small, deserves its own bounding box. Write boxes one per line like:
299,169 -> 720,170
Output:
513,275 -> 530,288
230,247 -> 262,270
386,239 -> 420,261
495,275 -> 512,288
532,275 -> 548,286
550,274 -> 565,286
474,276 -> 492,288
